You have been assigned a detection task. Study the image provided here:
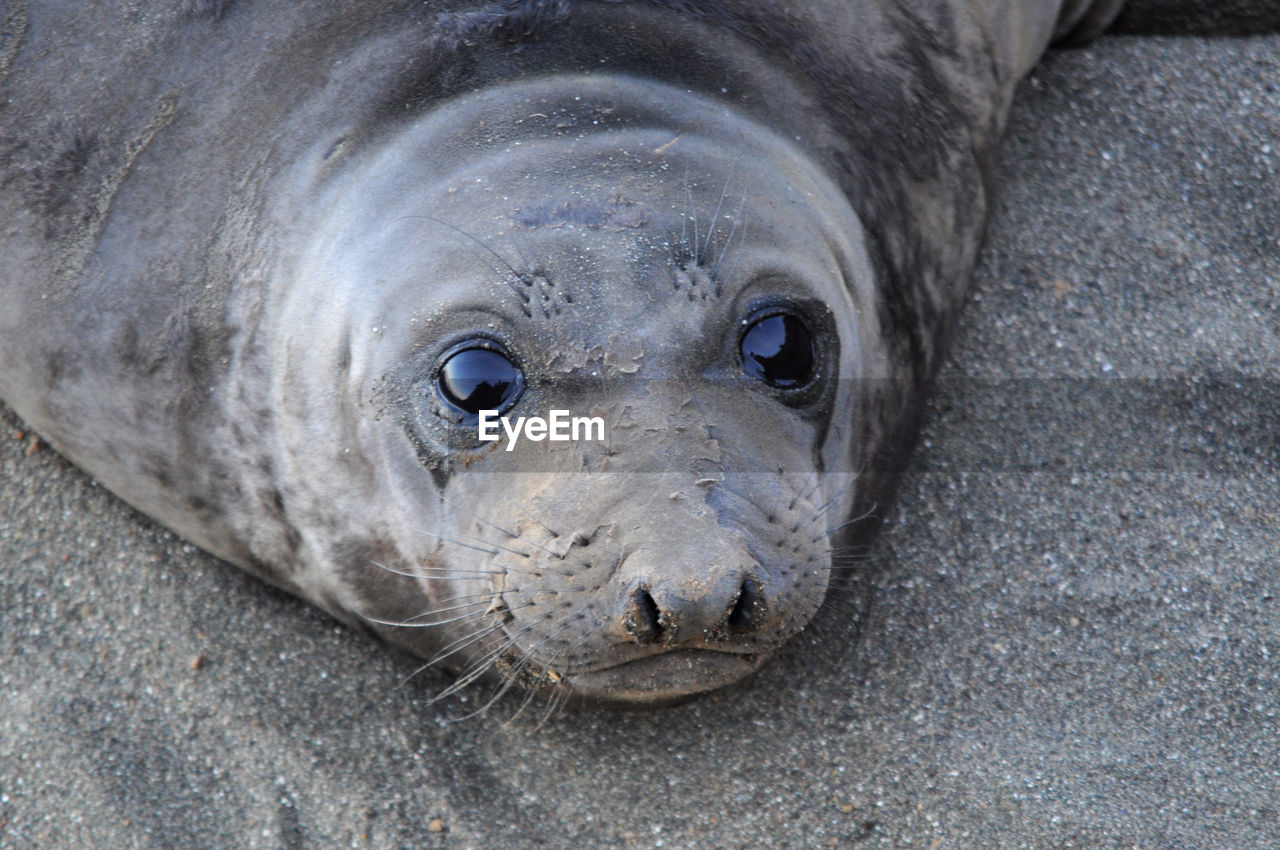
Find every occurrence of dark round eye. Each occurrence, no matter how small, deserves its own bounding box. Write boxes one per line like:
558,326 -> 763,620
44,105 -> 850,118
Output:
740,313 -> 816,389
437,346 -> 523,415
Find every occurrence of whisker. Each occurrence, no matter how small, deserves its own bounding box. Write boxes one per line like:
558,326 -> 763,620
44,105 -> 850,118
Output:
415,566 -> 507,579
798,472 -> 825,506
687,171 -> 700,263
805,477 -> 860,524
369,601 -> 535,630
431,616 -> 552,704
536,675 -> 572,729
418,531 -> 544,577
714,206 -> 749,285
456,620 -> 577,721
442,496 -> 520,540
506,672 -> 552,724
403,213 -> 524,281
418,621 -> 504,672
364,598 -> 489,627
437,605 -> 585,708
369,609 -> 486,630
823,584 -> 871,599
829,548 -> 875,560
370,560 -> 421,579
700,163 -> 737,264
816,592 -> 867,616
710,192 -> 748,284
433,623 -> 540,702
450,654 -> 540,721
420,591 -> 506,606
504,644 -> 571,726
811,504 -> 878,543
463,534 -> 533,560
507,225 -> 537,278
827,555 -> 873,570
788,470 -> 818,511
419,530 -> 501,557
396,621 -> 504,692
680,164 -> 691,258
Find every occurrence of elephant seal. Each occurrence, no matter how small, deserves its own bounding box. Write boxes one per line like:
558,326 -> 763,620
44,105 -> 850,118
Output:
2,0 -> 1265,707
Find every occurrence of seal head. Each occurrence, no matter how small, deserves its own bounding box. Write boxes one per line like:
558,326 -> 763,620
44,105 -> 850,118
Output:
268,75 -> 886,704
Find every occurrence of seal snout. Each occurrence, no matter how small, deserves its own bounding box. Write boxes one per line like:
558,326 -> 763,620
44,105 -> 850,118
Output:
622,571 -> 765,647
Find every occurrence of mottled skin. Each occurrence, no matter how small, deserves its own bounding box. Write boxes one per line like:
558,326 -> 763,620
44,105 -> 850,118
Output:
0,0 -> 1268,705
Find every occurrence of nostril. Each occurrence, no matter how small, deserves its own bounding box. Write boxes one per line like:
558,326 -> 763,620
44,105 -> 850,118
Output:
625,586 -> 663,644
727,577 -> 760,633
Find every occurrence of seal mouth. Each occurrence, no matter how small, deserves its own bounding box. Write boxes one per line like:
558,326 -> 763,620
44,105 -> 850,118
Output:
560,648 -> 768,707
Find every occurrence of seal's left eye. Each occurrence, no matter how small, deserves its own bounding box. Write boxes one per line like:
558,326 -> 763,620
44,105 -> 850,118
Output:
740,313 -> 816,389
437,347 -> 523,415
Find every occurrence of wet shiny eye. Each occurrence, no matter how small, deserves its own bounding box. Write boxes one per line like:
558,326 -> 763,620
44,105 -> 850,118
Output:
740,313 -> 816,389
437,346 -> 523,415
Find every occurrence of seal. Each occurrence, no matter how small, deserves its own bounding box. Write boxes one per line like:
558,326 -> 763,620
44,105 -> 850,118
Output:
0,0 -> 1272,707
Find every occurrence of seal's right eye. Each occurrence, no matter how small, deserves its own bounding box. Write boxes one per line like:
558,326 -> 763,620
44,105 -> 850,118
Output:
437,346 -> 523,415
740,312 -> 816,389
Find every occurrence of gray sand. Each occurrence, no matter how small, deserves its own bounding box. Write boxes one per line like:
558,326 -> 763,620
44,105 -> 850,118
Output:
2,35 -> 1277,849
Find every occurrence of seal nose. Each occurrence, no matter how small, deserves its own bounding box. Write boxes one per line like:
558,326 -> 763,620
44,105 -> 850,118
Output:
623,575 -> 764,645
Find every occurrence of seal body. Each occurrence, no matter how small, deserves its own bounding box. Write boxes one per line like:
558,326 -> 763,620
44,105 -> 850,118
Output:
1,0 -> 1130,705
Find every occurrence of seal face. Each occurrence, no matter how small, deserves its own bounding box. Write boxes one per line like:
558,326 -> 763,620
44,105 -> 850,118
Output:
272,75 -> 880,703
2,0 -> 1190,706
